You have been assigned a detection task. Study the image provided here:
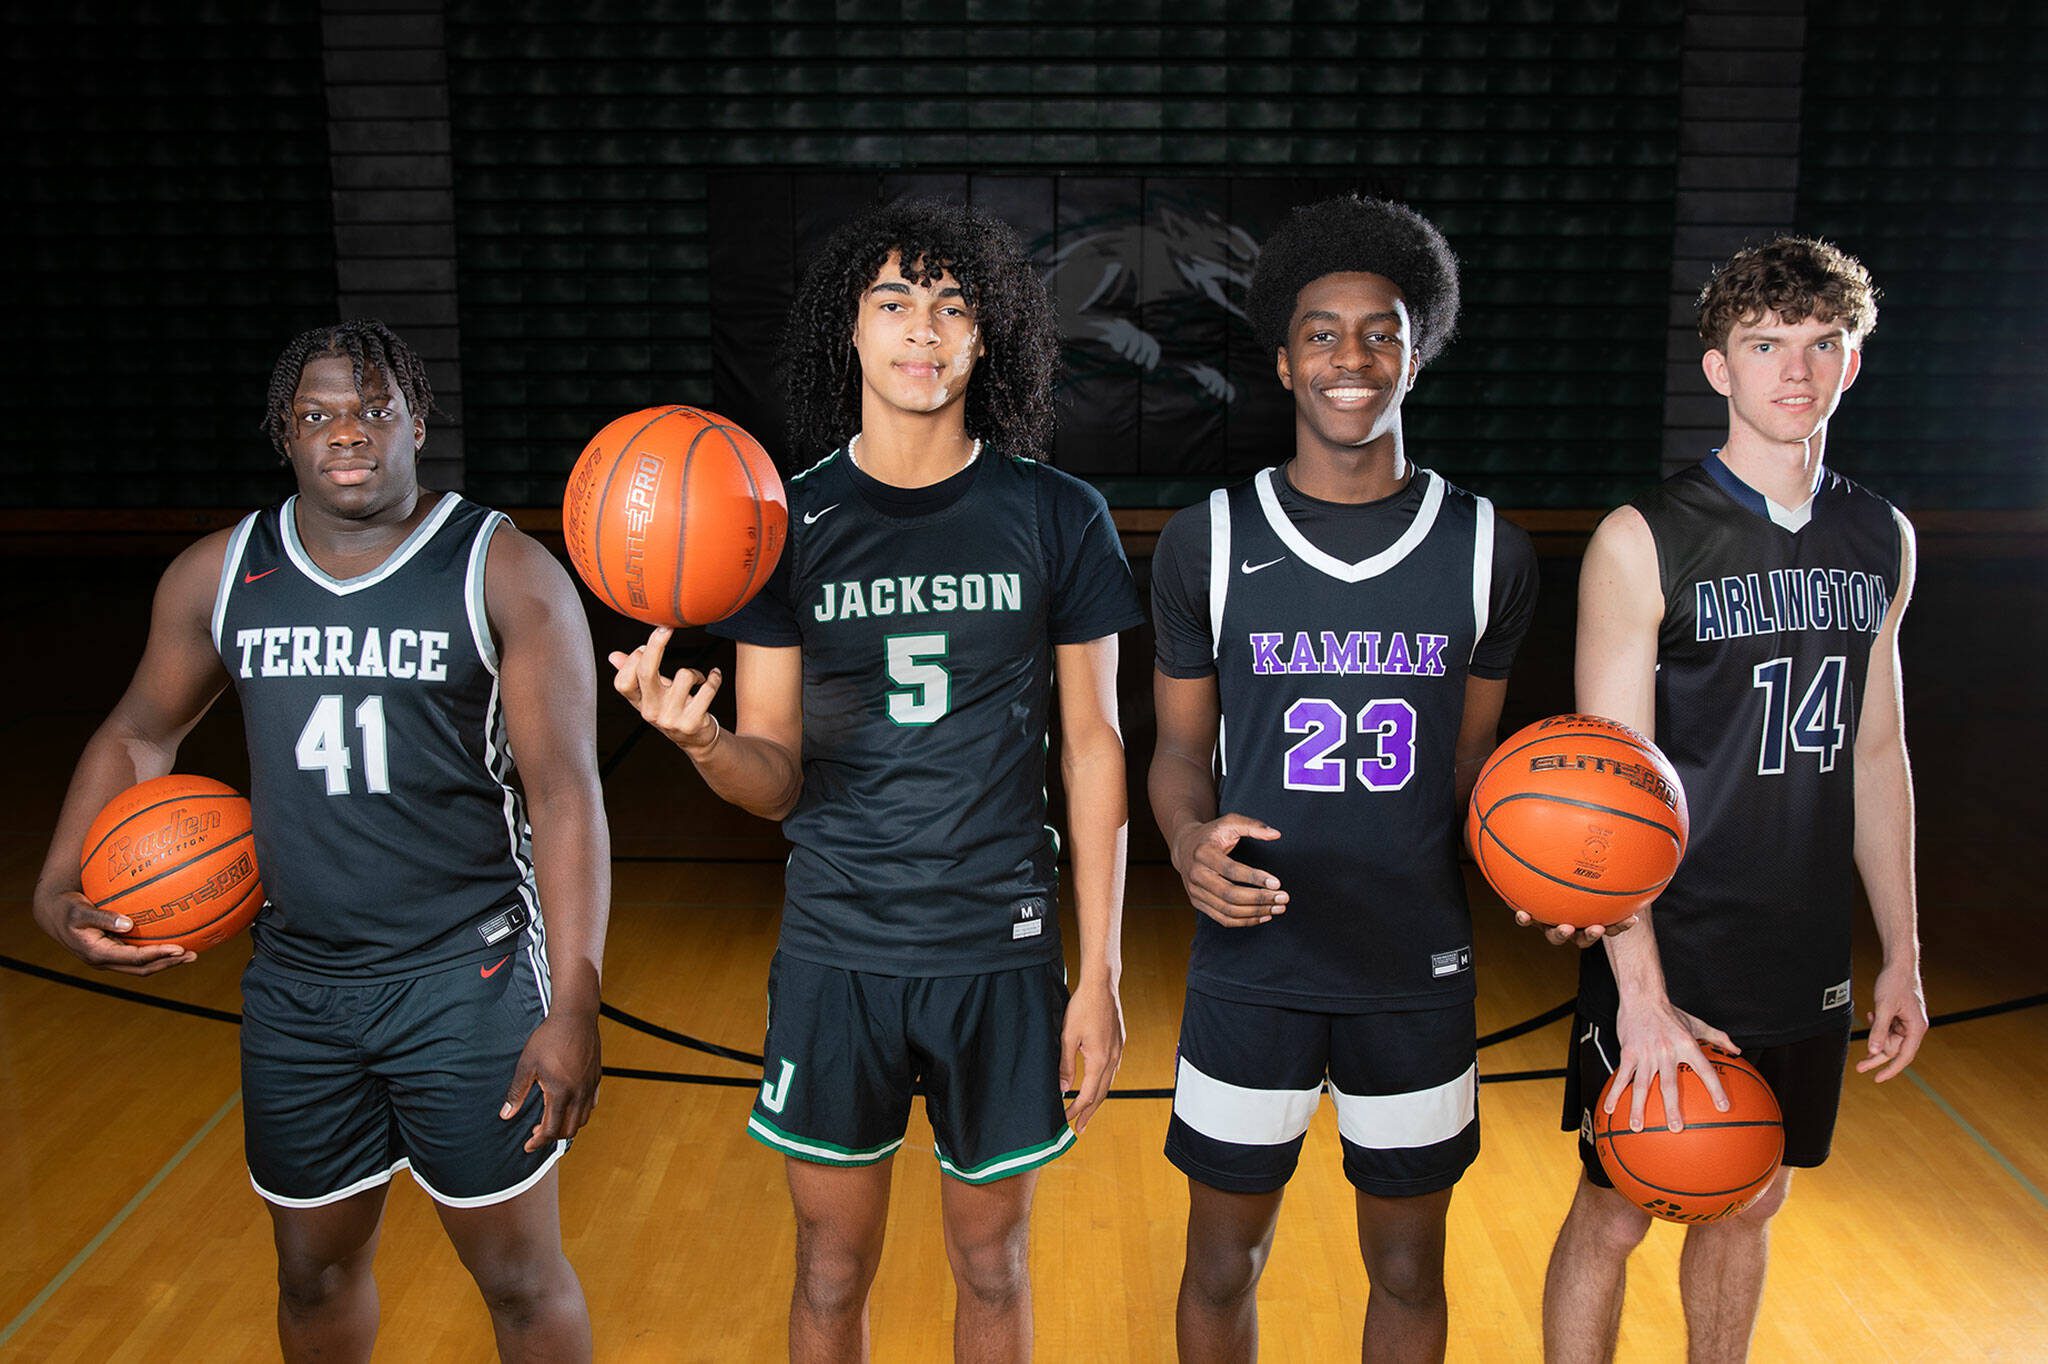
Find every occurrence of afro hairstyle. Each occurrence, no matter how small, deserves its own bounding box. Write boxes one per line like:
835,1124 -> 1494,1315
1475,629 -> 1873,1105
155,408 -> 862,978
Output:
1246,195 -> 1461,364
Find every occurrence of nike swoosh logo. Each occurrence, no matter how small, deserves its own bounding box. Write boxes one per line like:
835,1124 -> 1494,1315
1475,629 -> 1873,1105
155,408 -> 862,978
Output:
480,955 -> 511,978
243,567 -> 280,583
803,504 -> 840,525
1240,557 -> 1286,574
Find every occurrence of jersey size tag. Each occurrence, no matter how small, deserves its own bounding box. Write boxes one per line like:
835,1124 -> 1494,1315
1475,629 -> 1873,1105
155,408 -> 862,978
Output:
477,903 -> 529,946
1822,979 -> 1851,1011
1011,899 -> 1047,941
1431,947 -> 1472,978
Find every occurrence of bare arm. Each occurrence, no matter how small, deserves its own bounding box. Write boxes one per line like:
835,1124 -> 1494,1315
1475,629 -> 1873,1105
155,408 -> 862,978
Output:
33,534 -> 232,974
487,526 -> 611,1149
1852,516 -> 1925,1082
1453,675 -> 1510,809
610,630 -> 804,822
1053,635 -> 1129,1133
1576,506 -> 1734,1124
1148,668 -> 1287,927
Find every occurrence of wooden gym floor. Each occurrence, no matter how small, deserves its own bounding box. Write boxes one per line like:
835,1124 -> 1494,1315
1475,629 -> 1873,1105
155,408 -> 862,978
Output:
1,539 -> 2043,1361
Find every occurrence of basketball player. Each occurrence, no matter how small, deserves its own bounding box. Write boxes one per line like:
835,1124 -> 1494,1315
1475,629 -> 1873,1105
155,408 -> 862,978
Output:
1542,238 -> 1925,1362
1148,195 -> 1539,1361
31,321 -> 609,1361
611,199 -> 1142,1361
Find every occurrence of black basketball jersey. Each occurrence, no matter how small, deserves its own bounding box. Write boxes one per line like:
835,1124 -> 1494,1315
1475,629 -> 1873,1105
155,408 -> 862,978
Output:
1577,457 -> 1907,1043
712,444 -> 1144,976
1192,467 -> 1505,1010
213,494 -> 541,982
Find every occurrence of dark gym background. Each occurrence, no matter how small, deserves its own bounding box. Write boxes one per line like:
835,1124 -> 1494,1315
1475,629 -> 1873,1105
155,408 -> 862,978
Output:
1,6 -> 2043,1356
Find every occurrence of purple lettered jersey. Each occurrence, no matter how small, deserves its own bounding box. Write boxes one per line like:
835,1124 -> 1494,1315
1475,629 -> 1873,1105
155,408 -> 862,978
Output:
1153,466 -> 1538,1010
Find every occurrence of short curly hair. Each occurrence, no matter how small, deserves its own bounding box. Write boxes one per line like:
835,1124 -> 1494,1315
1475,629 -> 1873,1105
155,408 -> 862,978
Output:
1697,236 -> 1879,351
1246,195 -> 1461,364
780,198 -> 1060,460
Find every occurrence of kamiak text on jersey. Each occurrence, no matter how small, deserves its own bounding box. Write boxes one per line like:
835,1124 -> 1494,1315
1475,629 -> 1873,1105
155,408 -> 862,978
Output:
814,573 -> 1023,623
1691,567 -> 1891,643
234,626 -> 453,681
1248,630 -> 1452,677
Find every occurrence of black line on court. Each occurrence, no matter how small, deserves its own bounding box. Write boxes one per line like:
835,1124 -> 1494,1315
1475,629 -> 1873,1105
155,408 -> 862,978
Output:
4,955 -> 2040,1098
0,953 -> 243,1024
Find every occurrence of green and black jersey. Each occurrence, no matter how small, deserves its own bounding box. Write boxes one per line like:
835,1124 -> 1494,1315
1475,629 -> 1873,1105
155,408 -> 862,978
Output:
713,444 -> 1143,976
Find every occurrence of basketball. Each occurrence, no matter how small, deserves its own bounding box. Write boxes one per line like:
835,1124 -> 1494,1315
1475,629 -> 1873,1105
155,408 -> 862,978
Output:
562,405 -> 789,628
1594,1049 -> 1784,1223
78,774 -> 264,953
1465,714 -> 1689,928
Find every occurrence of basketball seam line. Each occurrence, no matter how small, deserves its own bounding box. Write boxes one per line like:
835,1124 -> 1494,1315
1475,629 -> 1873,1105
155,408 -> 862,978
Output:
588,405 -> 681,614
85,830 -> 257,909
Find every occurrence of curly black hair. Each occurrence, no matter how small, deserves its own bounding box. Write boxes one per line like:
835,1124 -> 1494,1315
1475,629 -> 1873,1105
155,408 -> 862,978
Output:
1246,195 -> 1461,364
780,198 -> 1060,459
260,319 -> 434,455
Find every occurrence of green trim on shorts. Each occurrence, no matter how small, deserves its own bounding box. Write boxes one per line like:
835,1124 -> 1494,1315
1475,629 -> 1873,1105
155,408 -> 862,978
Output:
934,1123 -> 1076,1184
746,1112 -> 904,1167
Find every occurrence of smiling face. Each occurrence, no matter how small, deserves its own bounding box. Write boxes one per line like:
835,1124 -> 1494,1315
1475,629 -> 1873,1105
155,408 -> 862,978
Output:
851,250 -> 985,424
1705,311 -> 1863,448
283,353 -> 425,517
1275,271 -> 1420,457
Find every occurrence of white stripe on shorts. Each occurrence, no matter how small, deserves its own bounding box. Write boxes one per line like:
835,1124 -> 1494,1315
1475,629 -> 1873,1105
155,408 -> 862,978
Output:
1329,1063 -> 1477,1150
1174,1056 -> 1323,1146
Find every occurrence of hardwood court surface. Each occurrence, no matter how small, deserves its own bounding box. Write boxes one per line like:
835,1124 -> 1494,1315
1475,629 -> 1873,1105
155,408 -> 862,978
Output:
2,548 -> 2044,1361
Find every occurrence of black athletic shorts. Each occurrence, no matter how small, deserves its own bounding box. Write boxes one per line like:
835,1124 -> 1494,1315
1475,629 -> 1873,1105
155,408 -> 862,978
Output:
746,951 -> 1073,1184
241,937 -> 564,1207
1562,1012 -> 1853,1187
1165,988 -> 1480,1197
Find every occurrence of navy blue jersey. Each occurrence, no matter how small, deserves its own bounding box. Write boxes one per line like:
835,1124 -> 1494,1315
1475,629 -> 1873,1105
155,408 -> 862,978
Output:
213,494 -> 541,981
713,445 -> 1144,976
1152,466 -> 1538,1010
1577,458 -> 1908,1043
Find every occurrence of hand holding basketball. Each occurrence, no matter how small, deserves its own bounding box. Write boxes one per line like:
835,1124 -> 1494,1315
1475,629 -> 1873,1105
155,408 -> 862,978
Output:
1609,993 -> 1739,1132
1171,814 -> 1288,927
609,627 -> 724,758
1512,907 -> 1637,948
31,883 -> 193,975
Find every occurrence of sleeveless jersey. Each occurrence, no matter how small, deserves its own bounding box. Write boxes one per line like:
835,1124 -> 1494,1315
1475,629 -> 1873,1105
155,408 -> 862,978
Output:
1197,467 -> 1500,1010
1577,458 -> 1907,1043
714,447 -> 1142,976
213,493 -> 541,981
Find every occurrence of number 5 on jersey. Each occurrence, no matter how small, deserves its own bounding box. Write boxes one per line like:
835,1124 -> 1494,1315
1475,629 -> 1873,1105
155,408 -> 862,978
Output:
886,632 -> 951,726
296,694 -> 392,795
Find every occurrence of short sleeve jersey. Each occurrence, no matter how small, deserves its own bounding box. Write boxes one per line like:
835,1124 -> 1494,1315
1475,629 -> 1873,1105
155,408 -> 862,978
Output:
713,444 -> 1144,976
213,494 -> 542,982
1152,465 -> 1539,1010
1576,457 -> 1908,1044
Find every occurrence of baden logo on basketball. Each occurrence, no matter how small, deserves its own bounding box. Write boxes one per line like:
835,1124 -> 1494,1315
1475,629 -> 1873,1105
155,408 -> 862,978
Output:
103,804 -> 223,882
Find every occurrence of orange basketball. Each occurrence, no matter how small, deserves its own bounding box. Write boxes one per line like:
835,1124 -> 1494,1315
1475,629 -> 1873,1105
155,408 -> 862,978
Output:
1465,714 -> 1689,928
562,405 -> 788,627
79,774 -> 264,953
1594,1049 -> 1784,1223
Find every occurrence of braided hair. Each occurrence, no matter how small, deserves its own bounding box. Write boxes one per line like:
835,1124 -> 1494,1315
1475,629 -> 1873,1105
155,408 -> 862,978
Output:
781,198 -> 1060,460
260,319 -> 435,454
